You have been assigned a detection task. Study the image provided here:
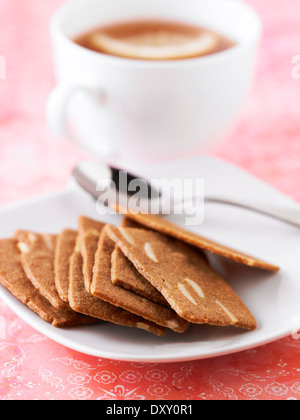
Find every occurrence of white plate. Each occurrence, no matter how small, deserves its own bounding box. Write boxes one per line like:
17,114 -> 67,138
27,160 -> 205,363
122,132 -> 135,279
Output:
0,156 -> 300,363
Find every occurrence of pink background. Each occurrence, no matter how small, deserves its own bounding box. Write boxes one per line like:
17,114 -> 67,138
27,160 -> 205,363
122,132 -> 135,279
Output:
0,0 -> 300,400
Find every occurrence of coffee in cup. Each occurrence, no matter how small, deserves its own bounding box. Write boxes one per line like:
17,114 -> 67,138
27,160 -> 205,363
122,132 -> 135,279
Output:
75,20 -> 236,61
47,0 -> 262,162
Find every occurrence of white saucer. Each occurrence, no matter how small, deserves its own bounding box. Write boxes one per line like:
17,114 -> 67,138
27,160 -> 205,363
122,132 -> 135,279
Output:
0,156 -> 299,363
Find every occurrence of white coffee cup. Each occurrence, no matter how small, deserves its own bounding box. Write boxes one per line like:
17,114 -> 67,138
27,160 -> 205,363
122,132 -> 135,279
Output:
47,0 -> 262,163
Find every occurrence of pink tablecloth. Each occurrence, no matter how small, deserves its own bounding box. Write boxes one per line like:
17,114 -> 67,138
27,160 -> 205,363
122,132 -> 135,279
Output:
0,0 -> 300,400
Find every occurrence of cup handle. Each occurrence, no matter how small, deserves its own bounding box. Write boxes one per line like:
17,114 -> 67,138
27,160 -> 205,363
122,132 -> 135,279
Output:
46,83 -> 116,158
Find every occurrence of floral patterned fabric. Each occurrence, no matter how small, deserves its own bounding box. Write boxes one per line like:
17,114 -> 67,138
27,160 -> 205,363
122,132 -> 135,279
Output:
0,0 -> 300,400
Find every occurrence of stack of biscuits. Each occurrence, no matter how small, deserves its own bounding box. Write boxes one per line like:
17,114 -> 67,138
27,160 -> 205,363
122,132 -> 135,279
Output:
0,211 -> 279,336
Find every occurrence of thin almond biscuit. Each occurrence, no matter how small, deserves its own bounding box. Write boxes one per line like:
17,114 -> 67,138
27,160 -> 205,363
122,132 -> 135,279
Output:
113,208 -> 279,272
121,217 -> 144,229
78,216 -> 105,292
69,248 -> 166,337
122,216 -> 209,263
0,239 -> 96,328
54,229 -> 78,303
106,226 -> 257,331
15,230 -> 68,310
111,247 -> 169,307
111,217 -> 169,306
91,226 -> 189,333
